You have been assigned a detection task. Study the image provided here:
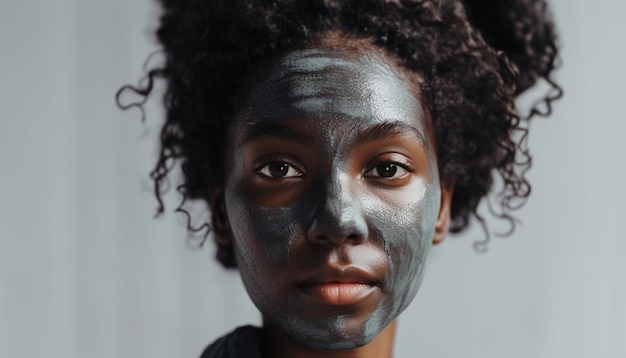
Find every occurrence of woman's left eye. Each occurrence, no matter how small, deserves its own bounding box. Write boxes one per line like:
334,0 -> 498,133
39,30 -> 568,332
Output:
364,162 -> 409,179
257,161 -> 303,178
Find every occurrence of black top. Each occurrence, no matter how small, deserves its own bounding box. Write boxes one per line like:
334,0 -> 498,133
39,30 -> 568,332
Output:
199,326 -> 263,358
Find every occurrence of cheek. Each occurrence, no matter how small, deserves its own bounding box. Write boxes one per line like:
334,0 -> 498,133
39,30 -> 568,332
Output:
225,177 -> 309,289
231,204 -> 304,267
368,182 -> 441,310
226,194 -> 305,314
224,164 -> 303,267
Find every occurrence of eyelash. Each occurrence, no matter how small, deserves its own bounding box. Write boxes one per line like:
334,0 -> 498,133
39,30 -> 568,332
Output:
363,159 -> 414,180
253,155 -> 414,181
254,157 -> 304,179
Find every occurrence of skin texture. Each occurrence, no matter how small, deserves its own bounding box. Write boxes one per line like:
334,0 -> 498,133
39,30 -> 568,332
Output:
215,48 -> 450,356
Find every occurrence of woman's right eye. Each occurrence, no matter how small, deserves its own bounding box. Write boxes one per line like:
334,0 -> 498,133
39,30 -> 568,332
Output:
257,161 -> 303,178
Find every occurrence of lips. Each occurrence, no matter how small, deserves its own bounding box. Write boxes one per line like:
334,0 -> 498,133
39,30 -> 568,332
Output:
295,265 -> 380,306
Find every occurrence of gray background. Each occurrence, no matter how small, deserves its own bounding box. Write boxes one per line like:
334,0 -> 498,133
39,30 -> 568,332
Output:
1,0 -> 624,357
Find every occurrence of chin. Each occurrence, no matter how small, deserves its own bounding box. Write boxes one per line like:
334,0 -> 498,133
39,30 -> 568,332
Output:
285,314 -> 384,351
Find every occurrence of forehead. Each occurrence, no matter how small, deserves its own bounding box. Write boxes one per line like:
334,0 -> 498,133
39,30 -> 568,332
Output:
233,47 -> 429,147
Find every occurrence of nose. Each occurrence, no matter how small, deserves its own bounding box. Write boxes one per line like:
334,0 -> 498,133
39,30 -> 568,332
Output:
306,172 -> 369,246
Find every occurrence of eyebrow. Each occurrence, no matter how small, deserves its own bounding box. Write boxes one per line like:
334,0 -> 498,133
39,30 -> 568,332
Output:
353,121 -> 426,146
241,120 -> 425,148
242,122 -> 315,146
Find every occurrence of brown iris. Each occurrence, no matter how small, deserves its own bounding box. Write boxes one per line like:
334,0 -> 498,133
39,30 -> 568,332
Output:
375,163 -> 398,177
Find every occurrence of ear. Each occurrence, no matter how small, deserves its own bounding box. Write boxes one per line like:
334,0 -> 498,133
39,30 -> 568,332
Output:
432,185 -> 454,245
210,188 -> 232,245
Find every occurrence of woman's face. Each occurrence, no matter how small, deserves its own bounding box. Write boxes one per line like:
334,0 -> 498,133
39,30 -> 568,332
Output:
220,47 -> 442,350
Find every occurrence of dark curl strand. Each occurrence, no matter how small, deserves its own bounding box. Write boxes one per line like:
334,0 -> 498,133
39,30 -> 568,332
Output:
117,0 -> 561,267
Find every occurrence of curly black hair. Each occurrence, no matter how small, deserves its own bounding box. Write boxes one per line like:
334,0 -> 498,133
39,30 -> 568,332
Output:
117,0 -> 561,268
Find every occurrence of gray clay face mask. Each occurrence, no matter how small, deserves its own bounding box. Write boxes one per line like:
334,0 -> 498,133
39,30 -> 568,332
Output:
223,48 -> 441,350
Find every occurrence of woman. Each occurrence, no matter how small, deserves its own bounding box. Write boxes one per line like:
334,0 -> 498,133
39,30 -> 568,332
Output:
118,0 -> 561,356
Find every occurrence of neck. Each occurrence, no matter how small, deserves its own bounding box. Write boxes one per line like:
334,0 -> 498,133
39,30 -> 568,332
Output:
261,319 -> 397,358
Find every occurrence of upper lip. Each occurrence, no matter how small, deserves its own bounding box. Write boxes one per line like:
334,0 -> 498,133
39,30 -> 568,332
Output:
295,265 -> 379,286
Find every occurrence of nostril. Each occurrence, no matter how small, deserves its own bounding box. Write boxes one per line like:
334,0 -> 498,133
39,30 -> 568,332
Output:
308,234 -> 331,245
306,233 -> 365,246
347,233 -> 365,244
305,187 -> 369,246
305,200 -> 369,245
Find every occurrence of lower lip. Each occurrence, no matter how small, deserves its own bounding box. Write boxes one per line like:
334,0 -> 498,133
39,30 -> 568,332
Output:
299,283 -> 377,306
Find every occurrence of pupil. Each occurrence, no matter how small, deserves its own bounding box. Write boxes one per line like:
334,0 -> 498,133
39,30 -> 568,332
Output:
377,163 -> 397,177
269,162 -> 289,177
